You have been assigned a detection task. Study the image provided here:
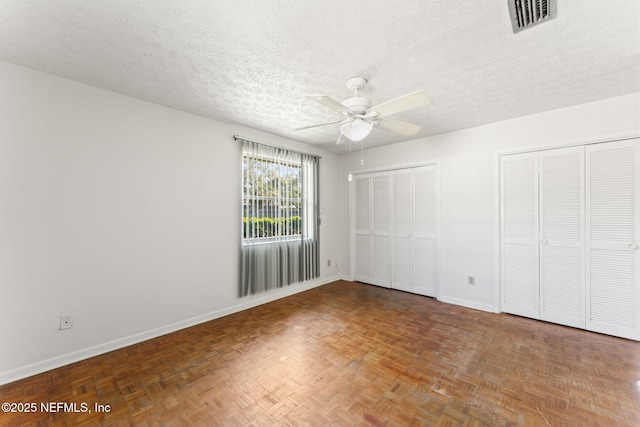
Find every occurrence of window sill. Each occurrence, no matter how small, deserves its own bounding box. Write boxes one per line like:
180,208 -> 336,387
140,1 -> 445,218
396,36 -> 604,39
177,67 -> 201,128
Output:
242,236 -> 316,246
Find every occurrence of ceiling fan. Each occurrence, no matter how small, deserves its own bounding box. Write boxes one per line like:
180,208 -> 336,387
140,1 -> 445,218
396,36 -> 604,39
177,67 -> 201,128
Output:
296,77 -> 433,144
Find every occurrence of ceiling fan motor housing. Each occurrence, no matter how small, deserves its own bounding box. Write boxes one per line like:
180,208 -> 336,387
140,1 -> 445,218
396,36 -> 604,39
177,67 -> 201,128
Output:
342,96 -> 371,114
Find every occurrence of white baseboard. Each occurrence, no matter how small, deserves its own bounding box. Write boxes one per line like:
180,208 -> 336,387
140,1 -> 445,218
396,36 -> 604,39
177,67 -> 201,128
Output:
0,275 -> 339,386
438,295 -> 495,313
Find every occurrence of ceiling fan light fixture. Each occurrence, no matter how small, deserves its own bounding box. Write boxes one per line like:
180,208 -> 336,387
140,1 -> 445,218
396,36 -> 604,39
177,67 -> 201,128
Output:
340,119 -> 373,142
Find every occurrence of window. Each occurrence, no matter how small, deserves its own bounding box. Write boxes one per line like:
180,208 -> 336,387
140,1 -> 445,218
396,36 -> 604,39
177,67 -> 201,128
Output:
237,137 -> 319,296
242,154 -> 304,241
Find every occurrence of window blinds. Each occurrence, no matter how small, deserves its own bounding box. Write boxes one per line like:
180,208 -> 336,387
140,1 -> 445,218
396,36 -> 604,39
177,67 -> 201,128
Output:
237,136 -> 320,296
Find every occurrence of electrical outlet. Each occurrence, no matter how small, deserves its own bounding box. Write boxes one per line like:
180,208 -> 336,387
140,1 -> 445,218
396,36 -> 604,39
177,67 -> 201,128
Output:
327,259 -> 331,267
59,315 -> 73,330
468,276 -> 475,285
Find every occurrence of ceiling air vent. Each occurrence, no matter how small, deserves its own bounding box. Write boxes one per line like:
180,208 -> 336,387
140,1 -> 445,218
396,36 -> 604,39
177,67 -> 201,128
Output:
508,0 -> 557,33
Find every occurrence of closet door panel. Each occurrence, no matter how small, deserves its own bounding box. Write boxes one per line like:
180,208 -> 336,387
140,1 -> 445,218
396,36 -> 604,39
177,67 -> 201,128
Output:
586,139 -> 640,340
539,146 -> 585,328
371,174 -> 390,287
501,153 -> 539,318
589,250 -> 636,331
414,238 -> 437,296
541,247 -> 583,323
391,171 -> 412,292
413,166 -> 437,297
503,243 -> 538,312
392,239 -> 412,291
354,234 -> 371,280
354,175 -> 371,283
372,235 -> 390,287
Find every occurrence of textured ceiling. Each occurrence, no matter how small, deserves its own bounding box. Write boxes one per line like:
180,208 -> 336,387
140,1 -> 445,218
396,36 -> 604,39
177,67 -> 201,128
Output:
0,0 -> 638,153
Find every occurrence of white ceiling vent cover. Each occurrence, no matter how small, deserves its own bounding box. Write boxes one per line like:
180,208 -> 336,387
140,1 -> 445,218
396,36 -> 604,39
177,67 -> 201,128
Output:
508,0 -> 557,33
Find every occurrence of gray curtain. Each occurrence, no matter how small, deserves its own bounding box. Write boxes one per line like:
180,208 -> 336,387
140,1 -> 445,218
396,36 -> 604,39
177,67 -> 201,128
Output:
239,138 -> 319,296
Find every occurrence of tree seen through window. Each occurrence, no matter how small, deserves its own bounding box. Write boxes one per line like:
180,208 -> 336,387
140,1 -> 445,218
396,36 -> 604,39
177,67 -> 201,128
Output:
242,155 -> 303,239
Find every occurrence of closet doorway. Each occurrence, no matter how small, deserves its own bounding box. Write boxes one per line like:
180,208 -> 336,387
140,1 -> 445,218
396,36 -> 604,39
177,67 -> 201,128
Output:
352,164 -> 439,298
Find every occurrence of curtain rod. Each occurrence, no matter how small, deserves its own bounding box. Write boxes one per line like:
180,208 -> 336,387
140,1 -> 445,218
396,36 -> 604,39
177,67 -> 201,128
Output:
234,135 -> 321,159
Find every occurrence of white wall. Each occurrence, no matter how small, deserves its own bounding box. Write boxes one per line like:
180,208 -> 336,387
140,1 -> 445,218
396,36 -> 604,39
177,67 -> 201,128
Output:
0,60 -> 345,385
342,92 -> 640,312
2,56 -> 637,385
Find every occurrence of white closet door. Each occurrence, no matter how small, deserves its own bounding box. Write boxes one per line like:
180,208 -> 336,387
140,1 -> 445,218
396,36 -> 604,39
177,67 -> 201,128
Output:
413,166 -> 437,297
501,152 -> 540,318
354,175 -> 371,283
391,170 -> 413,292
586,139 -> 640,340
539,146 -> 585,328
371,173 -> 391,287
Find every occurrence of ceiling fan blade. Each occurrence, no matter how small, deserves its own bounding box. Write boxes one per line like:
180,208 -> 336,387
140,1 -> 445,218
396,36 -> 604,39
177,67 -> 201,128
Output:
307,95 -> 352,116
295,118 -> 348,131
375,118 -> 423,136
367,90 -> 432,118
336,134 -> 350,145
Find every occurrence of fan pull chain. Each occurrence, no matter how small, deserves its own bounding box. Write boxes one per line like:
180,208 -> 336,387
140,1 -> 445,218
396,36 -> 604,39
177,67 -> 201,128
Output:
347,141 -> 353,181
360,140 -> 364,165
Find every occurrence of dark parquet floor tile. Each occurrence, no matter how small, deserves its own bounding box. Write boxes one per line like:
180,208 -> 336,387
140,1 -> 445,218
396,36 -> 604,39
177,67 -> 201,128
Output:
1,281 -> 639,426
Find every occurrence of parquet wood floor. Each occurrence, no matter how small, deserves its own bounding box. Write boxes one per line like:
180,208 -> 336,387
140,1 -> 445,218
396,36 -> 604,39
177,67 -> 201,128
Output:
1,280 -> 639,426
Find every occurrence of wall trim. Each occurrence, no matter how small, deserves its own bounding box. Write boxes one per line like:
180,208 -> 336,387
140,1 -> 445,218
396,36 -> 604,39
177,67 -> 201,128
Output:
0,275 -> 339,386
495,131 -> 640,158
492,146 -> 502,313
348,159 -> 440,177
438,295 -> 495,313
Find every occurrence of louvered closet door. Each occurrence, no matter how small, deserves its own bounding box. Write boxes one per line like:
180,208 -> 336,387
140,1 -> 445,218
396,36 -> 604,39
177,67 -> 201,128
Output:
391,170 -> 413,292
539,146 -> 585,328
501,152 -> 539,318
371,173 -> 391,287
413,166 -> 437,297
586,139 -> 640,340
354,175 -> 371,283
